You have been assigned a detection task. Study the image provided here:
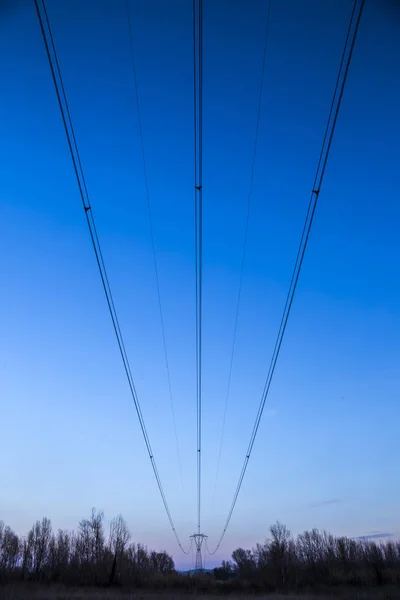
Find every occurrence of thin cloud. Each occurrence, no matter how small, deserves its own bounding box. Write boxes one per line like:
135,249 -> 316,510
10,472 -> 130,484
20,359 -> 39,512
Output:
309,498 -> 343,508
356,532 -> 393,540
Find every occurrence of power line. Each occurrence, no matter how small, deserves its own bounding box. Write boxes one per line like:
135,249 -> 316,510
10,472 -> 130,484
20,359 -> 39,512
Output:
34,0 -> 189,555
193,0 -> 203,535
207,0 -> 365,555
212,0 -> 272,507
125,0 -> 185,498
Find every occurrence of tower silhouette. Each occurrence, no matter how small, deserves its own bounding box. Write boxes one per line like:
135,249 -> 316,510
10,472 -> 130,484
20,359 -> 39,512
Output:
190,533 -> 208,572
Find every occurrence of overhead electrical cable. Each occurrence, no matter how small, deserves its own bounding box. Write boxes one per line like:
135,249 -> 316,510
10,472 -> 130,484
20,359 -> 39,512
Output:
34,0 -> 189,554
125,0 -> 185,497
193,0 -> 203,535
208,0 -> 365,555
212,0 -> 272,507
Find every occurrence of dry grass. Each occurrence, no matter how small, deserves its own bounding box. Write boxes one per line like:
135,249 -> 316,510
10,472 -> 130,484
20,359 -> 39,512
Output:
1,586 -> 400,600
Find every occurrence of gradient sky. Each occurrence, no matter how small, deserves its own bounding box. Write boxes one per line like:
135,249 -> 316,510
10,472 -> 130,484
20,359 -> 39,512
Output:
0,0 -> 399,570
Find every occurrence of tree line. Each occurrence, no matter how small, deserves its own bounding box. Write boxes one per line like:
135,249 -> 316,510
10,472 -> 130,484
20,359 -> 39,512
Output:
2,514 -> 399,592
0,509 -> 174,587
214,521 -> 400,590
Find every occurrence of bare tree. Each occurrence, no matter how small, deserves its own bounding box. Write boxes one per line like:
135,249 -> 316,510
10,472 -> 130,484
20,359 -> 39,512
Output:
0,522 -> 20,581
268,521 -> 293,585
90,508 -> 105,566
49,529 -> 71,582
232,547 -> 255,579
363,541 -> 385,585
78,508 -> 105,584
150,550 -> 174,573
21,536 -> 32,581
108,515 -> 130,584
27,517 -> 52,580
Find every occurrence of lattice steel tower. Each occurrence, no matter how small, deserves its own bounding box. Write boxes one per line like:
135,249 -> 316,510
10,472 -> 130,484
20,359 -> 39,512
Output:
190,533 -> 208,572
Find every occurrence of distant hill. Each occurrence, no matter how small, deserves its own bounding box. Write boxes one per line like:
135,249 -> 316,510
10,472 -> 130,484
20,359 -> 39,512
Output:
177,569 -> 213,574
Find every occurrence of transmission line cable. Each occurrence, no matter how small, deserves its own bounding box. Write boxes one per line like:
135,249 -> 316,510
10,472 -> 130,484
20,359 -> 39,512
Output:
193,0 -> 203,535
208,0 -> 365,555
125,0 -> 185,498
34,0 -> 189,554
212,0 -> 272,507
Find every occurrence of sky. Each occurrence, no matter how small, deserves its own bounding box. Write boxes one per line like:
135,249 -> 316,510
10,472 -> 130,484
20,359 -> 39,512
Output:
0,0 -> 399,570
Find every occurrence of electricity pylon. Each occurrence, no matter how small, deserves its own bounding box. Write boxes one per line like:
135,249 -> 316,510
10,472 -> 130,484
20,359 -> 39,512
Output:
190,533 -> 208,572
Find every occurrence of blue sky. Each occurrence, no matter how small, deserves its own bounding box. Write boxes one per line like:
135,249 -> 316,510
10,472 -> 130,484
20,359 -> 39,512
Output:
0,0 -> 399,569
